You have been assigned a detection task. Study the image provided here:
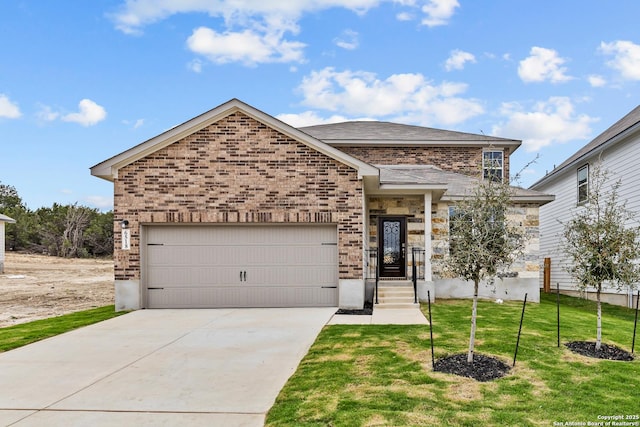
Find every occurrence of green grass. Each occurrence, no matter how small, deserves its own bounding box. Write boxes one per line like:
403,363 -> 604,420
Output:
0,305 -> 126,352
266,294 -> 640,426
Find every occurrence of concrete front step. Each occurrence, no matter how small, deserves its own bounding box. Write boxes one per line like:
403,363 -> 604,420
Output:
375,284 -> 417,308
375,302 -> 420,309
378,290 -> 414,297
378,280 -> 412,286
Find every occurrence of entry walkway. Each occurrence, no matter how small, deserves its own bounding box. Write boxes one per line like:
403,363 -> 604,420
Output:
328,307 -> 429,325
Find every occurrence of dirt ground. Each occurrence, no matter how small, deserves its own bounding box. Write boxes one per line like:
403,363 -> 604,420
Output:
0,252 -> 114,327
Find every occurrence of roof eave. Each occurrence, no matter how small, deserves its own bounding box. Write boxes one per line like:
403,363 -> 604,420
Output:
90,98 -> 379,181
379,183 -> 448,191
325,139 -> 521,149
0,214 -> 16,223
441,193 -> 555,205
531,116 -> 640,190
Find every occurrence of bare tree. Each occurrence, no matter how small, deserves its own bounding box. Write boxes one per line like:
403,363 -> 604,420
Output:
61,204 -> 91,258
562,165 -> 640,350
447,178 -> 525,362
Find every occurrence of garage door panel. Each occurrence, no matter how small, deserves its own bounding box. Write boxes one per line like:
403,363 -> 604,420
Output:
147,286 -> 337,308
147,245 -> 247,267
144,225 -> 339,308
147,266 -> 242,287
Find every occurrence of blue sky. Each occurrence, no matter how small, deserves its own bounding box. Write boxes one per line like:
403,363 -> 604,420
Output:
1,0 -> 639,211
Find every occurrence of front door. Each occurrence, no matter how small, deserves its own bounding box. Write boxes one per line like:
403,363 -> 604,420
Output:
378,217 -> 406,278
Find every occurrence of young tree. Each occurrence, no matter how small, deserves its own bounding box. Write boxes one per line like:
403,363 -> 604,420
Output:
447,179 -> 525,362
562,166 -> 640,350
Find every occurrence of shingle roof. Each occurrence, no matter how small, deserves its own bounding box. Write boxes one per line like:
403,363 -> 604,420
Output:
299,121 -> 521,148
378,165 -> 554,203
530,105 -> 640,189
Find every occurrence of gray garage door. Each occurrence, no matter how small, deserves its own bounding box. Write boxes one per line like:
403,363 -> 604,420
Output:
143,225 -> 338,308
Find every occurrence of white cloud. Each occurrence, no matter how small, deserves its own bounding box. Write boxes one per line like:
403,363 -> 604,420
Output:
111,1 -> 459,65
421,0 -> 459,27
599,40 -> 640,80
277,111 -> 352,127
86,195 -> 113,210
492,97 -> 596,152
334,29 -> 359,50
35,104 -> 59,122
186,26 -> 305,65
62,99 -> 107,127
396,11 -> 414,21
109,1 -> 383,36
588,74 -> 607,87
518,47 -> 572,83
188,58 -> 203,73
0,94 -> 21,119
123,118 -> 145,129
445,49 -> 476,71
296,67 -> 483,126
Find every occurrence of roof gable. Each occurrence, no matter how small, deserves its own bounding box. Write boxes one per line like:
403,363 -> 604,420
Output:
300,121 -> 521,149
531,104 -> 640,189
91,99 -> 378,181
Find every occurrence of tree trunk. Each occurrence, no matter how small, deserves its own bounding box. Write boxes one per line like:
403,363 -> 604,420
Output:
596,287 -> 602,351
468,279 -> 479,363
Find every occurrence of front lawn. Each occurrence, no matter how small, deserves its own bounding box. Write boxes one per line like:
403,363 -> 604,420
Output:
0,305 -> 125,352
266,294 -> 640,426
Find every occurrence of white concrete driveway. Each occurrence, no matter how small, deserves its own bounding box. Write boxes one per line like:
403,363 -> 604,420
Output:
0,308 -> 336,427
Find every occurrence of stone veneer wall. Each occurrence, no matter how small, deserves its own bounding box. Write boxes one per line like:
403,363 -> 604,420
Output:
431,202 -> 541,279
113,112 -> 364,282
367,196 -> 426,250
339,146 -> 511,181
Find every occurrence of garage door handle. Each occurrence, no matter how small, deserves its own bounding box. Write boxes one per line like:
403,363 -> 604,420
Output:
240,271 -> 247,282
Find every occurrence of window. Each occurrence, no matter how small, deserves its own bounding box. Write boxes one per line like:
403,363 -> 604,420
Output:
449,205 -> 508,257
483,150 -> 503,182
577,164 -> 589,204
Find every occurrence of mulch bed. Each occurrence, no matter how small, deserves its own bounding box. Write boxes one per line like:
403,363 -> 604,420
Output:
335,300 -> 373,315
433,353 -> 511,382
565,341 -> 634,361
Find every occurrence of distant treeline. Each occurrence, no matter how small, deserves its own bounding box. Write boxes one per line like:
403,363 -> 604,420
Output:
1,182 -> 113,258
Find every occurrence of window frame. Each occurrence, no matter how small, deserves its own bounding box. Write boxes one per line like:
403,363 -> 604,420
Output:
482,150 -> 504,182
577,164 -> 589,205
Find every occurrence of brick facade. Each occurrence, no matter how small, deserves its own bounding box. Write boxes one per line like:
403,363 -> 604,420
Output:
339,146 -> 511,180
113,112 -> 364,281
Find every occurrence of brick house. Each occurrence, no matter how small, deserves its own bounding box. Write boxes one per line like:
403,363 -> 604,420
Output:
91,99 -> 553,311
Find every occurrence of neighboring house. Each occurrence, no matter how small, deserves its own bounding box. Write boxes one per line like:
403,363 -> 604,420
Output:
530,105 -> 640,308
0,213 -> 16,274
91,99 -> 553,311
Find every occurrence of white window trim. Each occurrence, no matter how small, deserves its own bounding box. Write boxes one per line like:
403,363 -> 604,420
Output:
577,164 -> 589,205
482,149 -> 504,182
